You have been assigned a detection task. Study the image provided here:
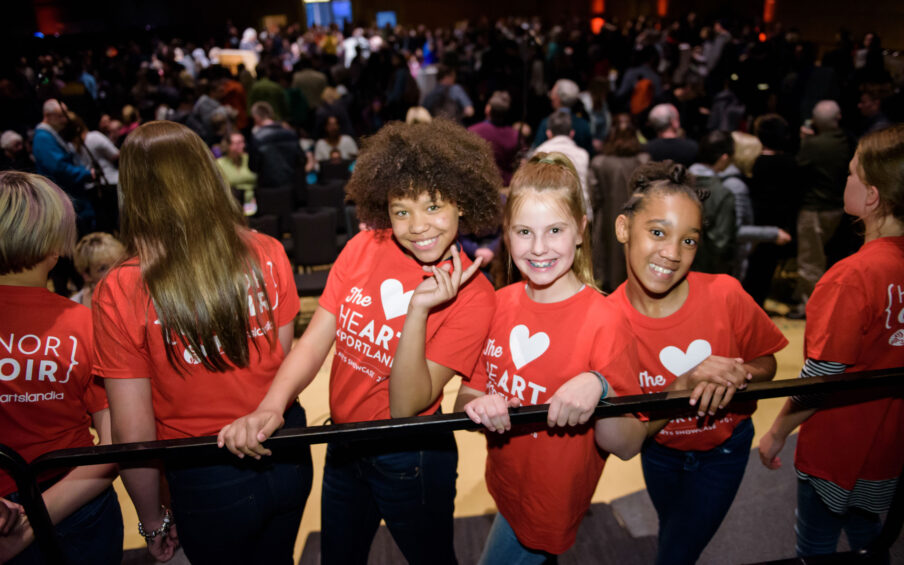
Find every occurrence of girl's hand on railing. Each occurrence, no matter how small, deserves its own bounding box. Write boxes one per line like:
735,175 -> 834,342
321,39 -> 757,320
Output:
217,409 -> 286,459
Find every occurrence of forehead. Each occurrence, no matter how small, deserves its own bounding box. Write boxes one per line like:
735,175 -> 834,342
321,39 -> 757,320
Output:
510,190 -> 575,225
388,190 -> 446,207
634,191 -> 702,229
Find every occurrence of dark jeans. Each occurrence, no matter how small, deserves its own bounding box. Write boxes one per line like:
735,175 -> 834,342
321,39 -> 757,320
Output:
321,431 -> 459,565
642,418 -> 754,565
795,478 -> 886,562
165,403 -> 313,565
7,486 -> 122,565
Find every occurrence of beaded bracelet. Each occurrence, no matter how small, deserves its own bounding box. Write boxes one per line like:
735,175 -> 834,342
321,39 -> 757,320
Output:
138,507 -> 174,543
588,370 -> 610,402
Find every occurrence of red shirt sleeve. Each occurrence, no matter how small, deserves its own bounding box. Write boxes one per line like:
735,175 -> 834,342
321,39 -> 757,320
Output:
425,276 -> 496,378
93,267 -> 155,380
727,276 -> 789,360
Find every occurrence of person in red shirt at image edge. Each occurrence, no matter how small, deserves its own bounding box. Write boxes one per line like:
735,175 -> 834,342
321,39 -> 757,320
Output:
218,119 -> 501,565
609,161 -> 788,565
0,171 -> 122,565
93,122 -> 311,565
759,124 -> 904,559
455,152 -> 650,563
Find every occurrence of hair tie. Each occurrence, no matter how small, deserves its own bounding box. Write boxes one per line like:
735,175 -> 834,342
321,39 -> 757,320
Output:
538,157 -> 558,165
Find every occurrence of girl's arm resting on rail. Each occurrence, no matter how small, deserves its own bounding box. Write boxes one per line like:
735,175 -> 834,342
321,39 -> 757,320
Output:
41,408 -> 118,525
105,377 -> 178,561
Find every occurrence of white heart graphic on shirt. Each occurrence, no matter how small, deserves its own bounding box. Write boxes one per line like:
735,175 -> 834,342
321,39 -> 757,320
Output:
659,339 -> 713,377
380,279 -> 414,320
509,324 -> 550,370
890,329 -> 904,347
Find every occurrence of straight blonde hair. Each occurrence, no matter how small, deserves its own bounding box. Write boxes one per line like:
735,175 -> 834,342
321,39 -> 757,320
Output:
505,152 -> 598,290
0,171 -> 76,275
119,121 -> 274,372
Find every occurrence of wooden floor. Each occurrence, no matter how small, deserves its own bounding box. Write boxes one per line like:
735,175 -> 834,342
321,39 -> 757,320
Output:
116,299 -> 807,561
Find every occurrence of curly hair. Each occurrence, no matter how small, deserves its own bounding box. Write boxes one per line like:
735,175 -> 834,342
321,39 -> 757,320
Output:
621,161 -> 707,218
346,119 -> 502,235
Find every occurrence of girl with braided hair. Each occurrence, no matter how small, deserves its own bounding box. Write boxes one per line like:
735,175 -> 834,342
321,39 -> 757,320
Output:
610,161 -> 787,565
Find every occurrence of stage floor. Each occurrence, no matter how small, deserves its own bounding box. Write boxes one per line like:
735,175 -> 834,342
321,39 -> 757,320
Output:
118,298 -> 814,562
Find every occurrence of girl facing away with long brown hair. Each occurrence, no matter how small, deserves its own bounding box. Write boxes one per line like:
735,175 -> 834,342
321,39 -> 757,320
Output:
93,121 -> 311,564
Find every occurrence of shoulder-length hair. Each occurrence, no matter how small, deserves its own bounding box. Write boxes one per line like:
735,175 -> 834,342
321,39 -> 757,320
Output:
119,121 -> 274,372
0,171 -> 76,275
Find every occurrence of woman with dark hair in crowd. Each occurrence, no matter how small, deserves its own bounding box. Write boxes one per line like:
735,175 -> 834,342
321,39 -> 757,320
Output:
94,121 -> 311,564
589,114 -> 649,292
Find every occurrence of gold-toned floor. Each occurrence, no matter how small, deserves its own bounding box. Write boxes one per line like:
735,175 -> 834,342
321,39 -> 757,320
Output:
116,299 -> 806,561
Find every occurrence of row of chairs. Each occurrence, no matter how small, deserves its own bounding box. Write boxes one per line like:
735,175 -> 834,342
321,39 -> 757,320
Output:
244,180 -> 359,297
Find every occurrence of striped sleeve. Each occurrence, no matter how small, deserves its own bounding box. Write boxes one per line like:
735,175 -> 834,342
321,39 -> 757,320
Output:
790,359 -> 847,408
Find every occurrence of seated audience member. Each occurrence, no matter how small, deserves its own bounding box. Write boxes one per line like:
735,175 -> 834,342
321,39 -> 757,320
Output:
313,87 -> 355,139
533,109 -> 592,221
644,103 -> 699,167
0,171 -> 122,565
468,91 -> 519,186
318,149 -> 352,182
0,131 -> 33,172
249,101 -> 303,188
690,131 -> 790,278
217,131 -> 258,215
314,115 -> 358,162
70,232 -> 127,308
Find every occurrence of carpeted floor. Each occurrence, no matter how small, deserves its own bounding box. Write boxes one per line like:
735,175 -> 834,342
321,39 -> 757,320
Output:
296,434 -> 904,565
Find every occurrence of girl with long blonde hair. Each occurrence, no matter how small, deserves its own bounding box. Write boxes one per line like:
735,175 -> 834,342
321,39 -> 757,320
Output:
94,121 -> 311,564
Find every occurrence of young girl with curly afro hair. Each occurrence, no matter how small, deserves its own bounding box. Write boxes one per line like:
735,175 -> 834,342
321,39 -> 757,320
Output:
220,118 -> 502,564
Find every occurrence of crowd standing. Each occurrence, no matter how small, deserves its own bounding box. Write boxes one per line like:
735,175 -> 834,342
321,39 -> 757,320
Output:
0,10 -> 902,565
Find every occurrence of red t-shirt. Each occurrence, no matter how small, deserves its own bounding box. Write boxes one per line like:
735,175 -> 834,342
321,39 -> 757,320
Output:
93,231 -> 300,440
796,236 -> 904,489
467,284 -> 640,554
611,272 -> 788,451
1,286 -> 106,496
319,230 -> 495,423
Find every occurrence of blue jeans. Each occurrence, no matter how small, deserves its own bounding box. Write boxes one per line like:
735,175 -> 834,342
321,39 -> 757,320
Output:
165,403 -> 313,565
478,512 -> 556,565
795,478 -> 886,561
321,431 -> 459,565
641,417 -> 754,565
7,486 -> 122,565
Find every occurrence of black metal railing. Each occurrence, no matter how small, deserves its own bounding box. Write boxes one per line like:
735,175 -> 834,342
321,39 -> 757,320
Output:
2,367 -> 902,564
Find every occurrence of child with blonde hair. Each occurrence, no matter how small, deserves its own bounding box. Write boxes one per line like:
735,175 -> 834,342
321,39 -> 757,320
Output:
456,152 -> 648,563
70,232 -> 126,308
